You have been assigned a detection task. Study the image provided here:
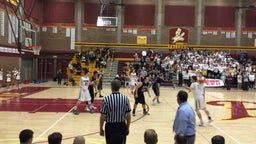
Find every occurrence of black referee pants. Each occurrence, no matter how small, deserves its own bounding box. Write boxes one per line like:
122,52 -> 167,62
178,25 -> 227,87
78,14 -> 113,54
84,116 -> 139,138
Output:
105,122 -> 127,144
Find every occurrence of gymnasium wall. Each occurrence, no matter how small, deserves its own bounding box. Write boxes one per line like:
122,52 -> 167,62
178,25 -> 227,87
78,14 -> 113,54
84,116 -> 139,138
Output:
2,0 -> 256,53
1,0 -> 256,80
0,56 -> 19,72
41,0 -> 256,50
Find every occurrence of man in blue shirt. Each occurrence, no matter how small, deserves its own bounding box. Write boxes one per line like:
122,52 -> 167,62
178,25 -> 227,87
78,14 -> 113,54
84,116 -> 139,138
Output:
173,90 -> 196,144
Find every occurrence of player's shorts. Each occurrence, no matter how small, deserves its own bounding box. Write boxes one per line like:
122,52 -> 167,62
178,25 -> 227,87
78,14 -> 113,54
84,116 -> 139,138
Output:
152,85 -> 159,96
194,99 -> 206,110
135,94 -> 146,104
78,89 -> 91,102
130,80 -> 136,86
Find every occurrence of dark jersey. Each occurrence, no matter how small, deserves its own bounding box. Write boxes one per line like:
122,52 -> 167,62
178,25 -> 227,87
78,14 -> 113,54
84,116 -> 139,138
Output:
153,77 -> 164,88
138,81 -> 149,96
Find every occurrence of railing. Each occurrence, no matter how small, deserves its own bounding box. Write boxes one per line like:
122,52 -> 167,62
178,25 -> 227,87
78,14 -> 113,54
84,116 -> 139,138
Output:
75,42 -> 256,51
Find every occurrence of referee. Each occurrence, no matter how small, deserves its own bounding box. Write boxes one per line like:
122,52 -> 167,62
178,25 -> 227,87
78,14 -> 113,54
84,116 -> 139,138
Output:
100,80 -> 131,144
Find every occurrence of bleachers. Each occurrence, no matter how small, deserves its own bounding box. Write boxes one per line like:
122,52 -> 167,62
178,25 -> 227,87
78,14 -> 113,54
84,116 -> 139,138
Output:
65,53 -> 106,86
117,61 -> 126,74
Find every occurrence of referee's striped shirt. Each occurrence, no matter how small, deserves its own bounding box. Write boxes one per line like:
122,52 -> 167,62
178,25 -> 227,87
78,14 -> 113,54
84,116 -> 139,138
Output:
100,92 -> 131,123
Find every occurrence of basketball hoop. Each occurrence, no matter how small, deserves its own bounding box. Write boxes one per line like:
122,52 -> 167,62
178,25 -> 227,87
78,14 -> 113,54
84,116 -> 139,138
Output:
28,45 -> 41,55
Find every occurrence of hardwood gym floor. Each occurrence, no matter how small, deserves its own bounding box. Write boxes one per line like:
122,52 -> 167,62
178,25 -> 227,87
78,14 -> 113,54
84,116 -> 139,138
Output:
0,82 -> 255,144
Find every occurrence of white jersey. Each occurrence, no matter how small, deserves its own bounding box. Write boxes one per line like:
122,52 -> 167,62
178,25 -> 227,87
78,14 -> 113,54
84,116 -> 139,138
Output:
130,72 -> 137,86
190,82 -> 204,100
78,76 -> 91,102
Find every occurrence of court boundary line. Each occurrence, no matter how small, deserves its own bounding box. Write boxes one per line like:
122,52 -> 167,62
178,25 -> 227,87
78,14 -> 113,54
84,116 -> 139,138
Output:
33,106 -> 75,143
210,122 -> 241,144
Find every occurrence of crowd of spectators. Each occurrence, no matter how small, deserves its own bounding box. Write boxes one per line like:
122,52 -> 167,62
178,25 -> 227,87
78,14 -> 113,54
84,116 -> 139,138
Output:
127,48 -> 255,90
73,47 -> 113,70
66,47 -> 113,86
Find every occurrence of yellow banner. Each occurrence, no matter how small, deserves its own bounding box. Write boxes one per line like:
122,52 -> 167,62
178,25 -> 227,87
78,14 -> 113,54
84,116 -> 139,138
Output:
137,36 -> 147,44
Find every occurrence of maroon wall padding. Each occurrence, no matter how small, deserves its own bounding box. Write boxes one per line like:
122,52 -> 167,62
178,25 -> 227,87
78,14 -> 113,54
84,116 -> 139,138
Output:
84,3 -> 101,24
124,4 -> 155,26
43,2 -> 75,23
204,6 -> 235,27
24,0 -> 40,22
245,10 -> 256,27
164,5 -> 195,26
115,52 -> 135,58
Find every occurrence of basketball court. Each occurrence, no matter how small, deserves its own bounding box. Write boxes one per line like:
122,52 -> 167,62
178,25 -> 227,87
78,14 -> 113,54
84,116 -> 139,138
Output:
0,82 -> 255,144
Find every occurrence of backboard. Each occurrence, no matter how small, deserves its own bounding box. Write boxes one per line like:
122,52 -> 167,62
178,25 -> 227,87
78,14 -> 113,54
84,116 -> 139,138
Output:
97,16 -> 118,27
19,19 -> 36,50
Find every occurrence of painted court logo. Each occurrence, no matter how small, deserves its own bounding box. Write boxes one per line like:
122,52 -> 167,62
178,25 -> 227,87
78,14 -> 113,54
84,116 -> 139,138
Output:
207,101 -> 256,120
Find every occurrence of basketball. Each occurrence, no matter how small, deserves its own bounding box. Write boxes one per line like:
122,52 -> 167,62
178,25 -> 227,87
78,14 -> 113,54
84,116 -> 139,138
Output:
198,79 -> 204,84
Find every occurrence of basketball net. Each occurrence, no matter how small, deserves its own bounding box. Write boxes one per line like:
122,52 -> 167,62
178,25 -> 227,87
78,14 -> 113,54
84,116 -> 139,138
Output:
28,46 -> 41,55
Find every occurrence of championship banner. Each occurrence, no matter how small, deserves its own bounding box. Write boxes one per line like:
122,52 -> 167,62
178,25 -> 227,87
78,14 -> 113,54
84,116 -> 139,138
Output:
169,28 -> 189,44
204,79 -> 224,87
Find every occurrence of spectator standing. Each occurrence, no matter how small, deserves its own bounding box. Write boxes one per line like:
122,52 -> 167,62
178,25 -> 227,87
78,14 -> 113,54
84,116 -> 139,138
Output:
226,72 -> 233,90
0,68 -> 3,87
237,72 -> 242,89
100,80 -> 131,144
173,90 -> 195,144
248,71 -> 255,89
56,69 -> 62,85
6,70 -> 12,90
242,71 -> 249,91
140,67 -> 148,81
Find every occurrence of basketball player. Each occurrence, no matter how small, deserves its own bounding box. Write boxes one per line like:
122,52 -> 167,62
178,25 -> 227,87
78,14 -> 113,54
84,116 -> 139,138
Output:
72,68 -> 94,115
97,69 -> 104,98
184,76 -> 213,126
129,69 -> 138,95
89,71 -> 98,110
197,71 -> 206,95
152,73 -> 164,105
132,75 -> 151,116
